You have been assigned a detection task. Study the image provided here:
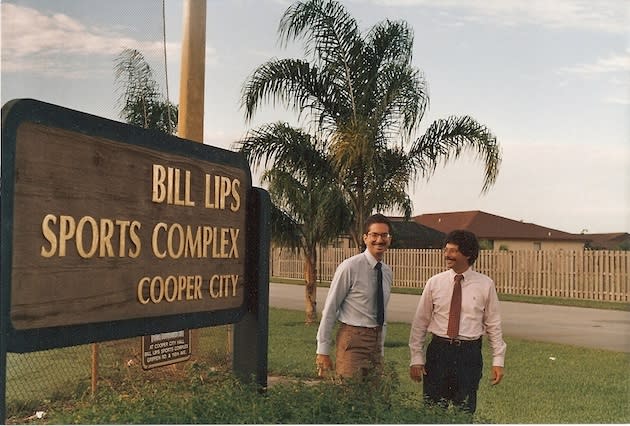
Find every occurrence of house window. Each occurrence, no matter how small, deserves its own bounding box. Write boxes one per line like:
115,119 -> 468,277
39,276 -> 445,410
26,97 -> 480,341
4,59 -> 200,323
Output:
479,239 -> 494,250
533,242 -> 541,251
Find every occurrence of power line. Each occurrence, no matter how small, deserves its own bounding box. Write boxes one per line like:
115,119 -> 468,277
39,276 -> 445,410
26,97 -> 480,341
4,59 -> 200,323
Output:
162,0 -> 172,134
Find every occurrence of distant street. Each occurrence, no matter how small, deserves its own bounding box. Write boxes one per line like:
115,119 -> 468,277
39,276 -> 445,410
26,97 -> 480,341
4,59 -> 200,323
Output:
269,282 -> 630,353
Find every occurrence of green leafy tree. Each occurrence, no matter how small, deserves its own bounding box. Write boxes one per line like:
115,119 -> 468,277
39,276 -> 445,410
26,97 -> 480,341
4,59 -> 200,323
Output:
241,0 -> 501,246
114,48 -> 178,134
239,122 -> 352,323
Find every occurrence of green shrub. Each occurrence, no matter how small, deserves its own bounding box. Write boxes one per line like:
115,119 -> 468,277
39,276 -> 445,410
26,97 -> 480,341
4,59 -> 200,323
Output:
49,363 -> 471,424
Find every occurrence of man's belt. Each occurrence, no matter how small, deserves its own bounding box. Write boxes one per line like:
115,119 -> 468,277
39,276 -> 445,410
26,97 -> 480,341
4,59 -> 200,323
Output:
432,335 -> 481,347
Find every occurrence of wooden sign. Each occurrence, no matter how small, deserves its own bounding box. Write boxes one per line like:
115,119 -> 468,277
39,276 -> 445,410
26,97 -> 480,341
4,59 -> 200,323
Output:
1,99 -> 256,352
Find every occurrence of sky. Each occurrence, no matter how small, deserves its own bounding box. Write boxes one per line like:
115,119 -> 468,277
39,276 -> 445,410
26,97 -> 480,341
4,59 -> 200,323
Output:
1,0 -> 629,234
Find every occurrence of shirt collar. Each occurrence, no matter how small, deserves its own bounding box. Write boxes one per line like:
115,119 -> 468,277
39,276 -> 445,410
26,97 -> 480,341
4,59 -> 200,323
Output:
363,249 -> 381,268
450,267 -> 472,281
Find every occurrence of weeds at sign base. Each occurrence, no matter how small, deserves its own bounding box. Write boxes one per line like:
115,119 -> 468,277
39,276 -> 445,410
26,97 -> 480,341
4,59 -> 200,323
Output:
36,362 -> 472,424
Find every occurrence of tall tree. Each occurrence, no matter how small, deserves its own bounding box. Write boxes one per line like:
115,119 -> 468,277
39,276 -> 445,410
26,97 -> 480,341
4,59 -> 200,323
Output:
238,122 -> 352,323
114,48 -> 178,134
241,0 -> 501,246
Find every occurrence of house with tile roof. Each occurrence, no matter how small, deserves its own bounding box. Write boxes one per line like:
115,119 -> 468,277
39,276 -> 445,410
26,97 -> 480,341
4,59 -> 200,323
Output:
329,217 -> 446,249
413,210 -> 589,251
388,216 -> 445,249
584,233 -> 630,250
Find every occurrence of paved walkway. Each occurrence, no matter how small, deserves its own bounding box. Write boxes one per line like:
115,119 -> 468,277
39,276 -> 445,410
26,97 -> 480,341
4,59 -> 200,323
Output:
269,283 -> 630,353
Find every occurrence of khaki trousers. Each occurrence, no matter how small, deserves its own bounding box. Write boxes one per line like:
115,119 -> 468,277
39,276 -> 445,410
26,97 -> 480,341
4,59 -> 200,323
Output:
335,323 -> 383,378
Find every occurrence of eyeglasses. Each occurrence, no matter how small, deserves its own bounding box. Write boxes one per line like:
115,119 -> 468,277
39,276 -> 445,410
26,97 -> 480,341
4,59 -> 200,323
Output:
366,232 -> 391,239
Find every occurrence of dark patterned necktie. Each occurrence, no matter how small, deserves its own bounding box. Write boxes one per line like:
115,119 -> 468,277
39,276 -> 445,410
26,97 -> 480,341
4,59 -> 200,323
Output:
446,274 -> 464,338
375,262 -> 384,326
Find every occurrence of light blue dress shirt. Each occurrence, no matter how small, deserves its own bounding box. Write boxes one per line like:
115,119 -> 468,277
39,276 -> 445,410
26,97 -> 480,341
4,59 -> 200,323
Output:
316,249 -> 393,355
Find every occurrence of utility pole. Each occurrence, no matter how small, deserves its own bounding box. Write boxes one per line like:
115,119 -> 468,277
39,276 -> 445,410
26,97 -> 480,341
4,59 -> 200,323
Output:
178,0 -> 207,358
178,0 -> 206,143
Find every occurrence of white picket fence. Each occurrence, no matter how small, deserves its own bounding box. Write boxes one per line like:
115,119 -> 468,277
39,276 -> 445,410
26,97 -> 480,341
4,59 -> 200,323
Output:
270,247 -> 630,302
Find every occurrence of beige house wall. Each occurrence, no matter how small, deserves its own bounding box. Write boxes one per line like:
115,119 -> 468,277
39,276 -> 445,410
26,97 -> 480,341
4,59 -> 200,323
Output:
492,239 -> 584,251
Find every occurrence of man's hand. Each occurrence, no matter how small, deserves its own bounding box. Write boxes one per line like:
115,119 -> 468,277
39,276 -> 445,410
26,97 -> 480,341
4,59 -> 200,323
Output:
409,364 -> 426,382
316,354 -> 333,377
491,366 -> 504,385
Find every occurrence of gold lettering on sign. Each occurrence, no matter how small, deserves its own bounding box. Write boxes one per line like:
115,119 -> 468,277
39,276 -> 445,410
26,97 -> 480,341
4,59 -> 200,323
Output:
151,223 -> 239,259
152,164 -> 195,206
40,214 -> 141,258
204,174 -> 241,211
208,274 -> 239,298
137,275 -> 204,305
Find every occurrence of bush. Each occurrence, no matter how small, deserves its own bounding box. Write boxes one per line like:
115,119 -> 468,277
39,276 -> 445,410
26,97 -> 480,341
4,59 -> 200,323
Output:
48,362 -> 472,424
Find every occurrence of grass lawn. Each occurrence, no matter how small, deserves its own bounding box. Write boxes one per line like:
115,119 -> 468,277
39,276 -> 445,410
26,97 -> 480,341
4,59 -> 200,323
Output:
269,308 -> 629,424
5,307 -> 630,424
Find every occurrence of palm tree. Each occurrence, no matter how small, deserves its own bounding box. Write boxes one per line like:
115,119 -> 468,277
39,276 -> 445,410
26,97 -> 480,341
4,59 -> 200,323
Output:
238,122 -> 352,323
114,48 -> 178,134
241,0 -> 501,246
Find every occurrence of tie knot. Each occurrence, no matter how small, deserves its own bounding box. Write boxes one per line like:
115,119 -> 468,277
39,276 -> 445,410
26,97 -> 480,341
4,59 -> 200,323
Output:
455,274 -> 464,284
375,262 -> 382,271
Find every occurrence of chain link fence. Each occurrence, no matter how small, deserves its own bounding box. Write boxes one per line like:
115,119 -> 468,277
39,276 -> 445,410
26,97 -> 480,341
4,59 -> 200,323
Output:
6,326 -> 233,422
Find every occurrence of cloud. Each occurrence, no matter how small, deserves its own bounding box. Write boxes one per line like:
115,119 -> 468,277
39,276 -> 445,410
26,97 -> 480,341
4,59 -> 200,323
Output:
560,49 -> 630,74
2,4 -> 160,55
604,96 -> 630,105
365,0 -> 629,34
557,49 -> 630,104
0,3 -> 183,78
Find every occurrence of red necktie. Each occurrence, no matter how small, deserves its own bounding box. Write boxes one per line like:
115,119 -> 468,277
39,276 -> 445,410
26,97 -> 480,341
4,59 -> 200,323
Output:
446,274 -> 464,338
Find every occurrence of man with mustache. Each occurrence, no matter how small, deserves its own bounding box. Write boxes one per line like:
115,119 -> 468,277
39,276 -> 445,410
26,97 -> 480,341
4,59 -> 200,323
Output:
408,229 -> 506,414
316,214 -> 393,378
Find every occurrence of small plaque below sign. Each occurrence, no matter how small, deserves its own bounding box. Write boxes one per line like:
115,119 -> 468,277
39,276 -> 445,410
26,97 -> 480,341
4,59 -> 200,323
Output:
141,329 -> 191,370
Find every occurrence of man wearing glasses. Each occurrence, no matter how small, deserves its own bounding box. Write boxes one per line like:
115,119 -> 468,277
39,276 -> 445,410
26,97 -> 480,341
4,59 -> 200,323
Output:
316,213 -> 393,378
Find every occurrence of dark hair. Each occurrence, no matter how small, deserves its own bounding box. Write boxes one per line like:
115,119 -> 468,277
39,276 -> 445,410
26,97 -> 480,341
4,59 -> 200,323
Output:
363,213 -> 392,235
445,229 -> 480,265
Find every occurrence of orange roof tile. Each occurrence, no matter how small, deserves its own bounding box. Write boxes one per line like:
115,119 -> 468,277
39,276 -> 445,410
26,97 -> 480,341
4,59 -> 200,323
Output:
413,210 -> 588,242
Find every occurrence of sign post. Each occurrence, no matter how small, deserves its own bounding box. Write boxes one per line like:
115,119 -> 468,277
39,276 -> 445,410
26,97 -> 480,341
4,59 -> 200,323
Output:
0,99 -> 270,420
233,188 -> 270,387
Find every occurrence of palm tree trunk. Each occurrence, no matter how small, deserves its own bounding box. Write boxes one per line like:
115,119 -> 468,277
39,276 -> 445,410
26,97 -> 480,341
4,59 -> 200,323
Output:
304,253 -> 318,325
353,184 -> 366,248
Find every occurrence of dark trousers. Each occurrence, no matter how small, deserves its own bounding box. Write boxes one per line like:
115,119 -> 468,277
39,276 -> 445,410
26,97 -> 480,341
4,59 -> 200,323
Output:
423,336 -> 483,413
